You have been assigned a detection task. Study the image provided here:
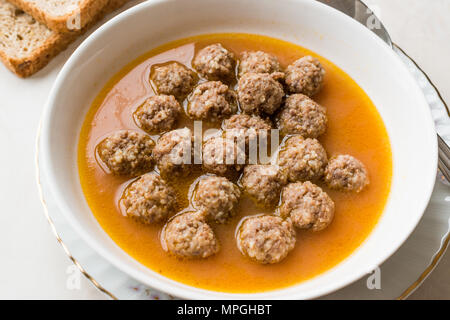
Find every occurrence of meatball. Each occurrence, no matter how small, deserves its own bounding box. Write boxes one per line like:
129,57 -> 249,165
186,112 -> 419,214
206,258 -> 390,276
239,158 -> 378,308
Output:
202,136 -> 245,176
237,73 -> 284,115
241,165 -> 287,208
153,128 -> 193,178
150,62 -> 198,99
278,135 -> 327,182
237,215 -> 296,264
188,81 -> 237,123
280,182 -> 335,231
134,94 -> 182,134
164,211 -> 219,259
122,172 -> 177,224
193,44 -> 236,82
238,51 -> 281,76
325,155 -> 369,192
193,175 -> 241,224
223,114 -> 272,146
285,56 -> 325,97
97,130 -> 155,176
277,94 -> 327,138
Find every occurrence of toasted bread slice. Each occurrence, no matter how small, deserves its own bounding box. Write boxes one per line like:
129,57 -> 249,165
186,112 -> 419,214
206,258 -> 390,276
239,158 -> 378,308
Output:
6,0 -> 110,33
0,0 -> 130,77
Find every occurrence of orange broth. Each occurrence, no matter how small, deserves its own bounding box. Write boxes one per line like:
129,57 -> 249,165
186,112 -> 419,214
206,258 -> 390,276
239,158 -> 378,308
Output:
78,33 -> 392,293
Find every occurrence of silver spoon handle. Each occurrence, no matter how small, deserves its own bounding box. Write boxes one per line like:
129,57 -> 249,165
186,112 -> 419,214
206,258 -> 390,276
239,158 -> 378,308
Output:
438,134 -> 450,182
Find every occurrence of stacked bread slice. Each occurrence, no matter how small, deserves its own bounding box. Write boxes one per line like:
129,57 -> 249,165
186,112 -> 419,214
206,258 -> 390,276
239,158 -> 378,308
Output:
0,0 -> 131,77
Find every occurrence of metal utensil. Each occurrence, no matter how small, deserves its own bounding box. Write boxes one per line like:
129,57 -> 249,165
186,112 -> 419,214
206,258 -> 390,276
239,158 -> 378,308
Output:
438,135 -> 450,181
319,0 -> 450,182
318,0 -> 392,45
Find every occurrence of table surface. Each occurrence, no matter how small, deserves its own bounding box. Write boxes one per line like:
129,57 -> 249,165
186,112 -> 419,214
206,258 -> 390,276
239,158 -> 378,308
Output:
0,0 -> 448,299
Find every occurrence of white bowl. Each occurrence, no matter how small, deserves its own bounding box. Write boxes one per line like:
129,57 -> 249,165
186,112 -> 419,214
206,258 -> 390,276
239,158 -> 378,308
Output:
40,0 -> 437,299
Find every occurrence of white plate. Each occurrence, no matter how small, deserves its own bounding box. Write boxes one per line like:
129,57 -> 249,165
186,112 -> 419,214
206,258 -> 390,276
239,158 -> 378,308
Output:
36,45 -> 450,300
39,0 -> 439,299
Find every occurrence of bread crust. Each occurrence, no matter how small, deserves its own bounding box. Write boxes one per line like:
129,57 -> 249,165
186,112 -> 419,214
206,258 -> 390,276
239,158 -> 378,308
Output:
6,0 -> 110,33
0,0 -> 131,77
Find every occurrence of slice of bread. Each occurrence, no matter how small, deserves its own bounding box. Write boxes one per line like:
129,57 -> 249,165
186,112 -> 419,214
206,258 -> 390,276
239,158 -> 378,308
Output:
0,0 -> 77,77
0,0 -> 130,77
6,0 -> 110,33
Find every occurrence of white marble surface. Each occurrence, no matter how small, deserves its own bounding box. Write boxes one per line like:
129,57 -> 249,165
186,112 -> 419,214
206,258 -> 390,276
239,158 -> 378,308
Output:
0,0 -> 448,299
